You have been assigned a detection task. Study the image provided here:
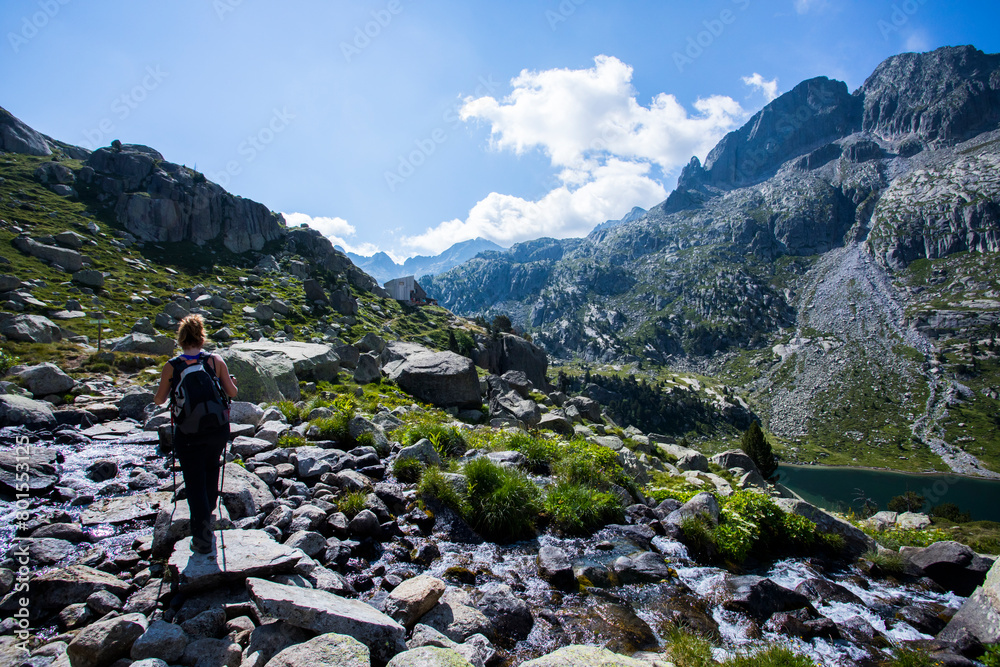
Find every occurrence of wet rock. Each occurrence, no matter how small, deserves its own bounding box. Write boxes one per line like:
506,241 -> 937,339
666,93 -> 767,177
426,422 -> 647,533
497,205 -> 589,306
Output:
6,538 -> 74,566
901,541 -> 994,596
168,530 -> 301,592
896,603 -> 948,635
555,601 -> 658,655
0,394 -> 57,428
939,556 -> 1000,645
85,458 -> 118,482
538,545 -> 576,591
838,614 -> 891,649
386,646 -> 475,667
247,577 -> 406,663
81,491 -> 174,525
30,522 -> 91,543
66,612 -> 148,667
613,552 -> 672,584
0,445 -> 59,492
794,577 -> 864,605
86,589 -> 123,615
477,582 -> 533,642
721,575 -> 812,622
768,608 -> 841,640
131,619 -> 189,663
268,632 -> 370,667
385,574 -> 446,628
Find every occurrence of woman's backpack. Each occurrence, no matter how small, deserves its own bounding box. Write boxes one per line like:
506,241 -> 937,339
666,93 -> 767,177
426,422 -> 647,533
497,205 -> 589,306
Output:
169,353 -> 230,436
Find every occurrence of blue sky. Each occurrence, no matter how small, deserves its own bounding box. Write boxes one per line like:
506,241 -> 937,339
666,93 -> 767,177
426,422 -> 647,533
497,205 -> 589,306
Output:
2,1 -> 998,260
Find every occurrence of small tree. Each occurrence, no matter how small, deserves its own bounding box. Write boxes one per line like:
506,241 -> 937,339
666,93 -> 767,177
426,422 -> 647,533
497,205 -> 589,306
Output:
448,330 -> 459,353
491,314 -> 512,335
742,421 -> 777,479
887,490 -> 925,513
930,502 -> 971,523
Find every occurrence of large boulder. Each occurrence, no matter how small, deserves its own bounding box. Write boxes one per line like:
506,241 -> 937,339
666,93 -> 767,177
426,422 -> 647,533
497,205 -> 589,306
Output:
721,575 -> 812,622
229,341 -> 340,383
267,633 -> 370,667
218,348 -> 299,402
111,333 -> 176,356
486,375 -> 540,427
247,577 -> 406,663
21,565 -> 132,611
16,362 -> 76,397
66,612 -> 148,667
384,574 -> 446,628
353,353 -> 381,384
939,556 -> 1000,645
0,446 -> 59,494
0,106 -> 54,155
384,347 -> 481,408
387,646 -> 475,667
220,462 -> 275,519
12,235 -> 84,271
0,314 -> 62,343
775,498 -> 876,556
0,394 -> 57,428
710,449 -> 761,476
901,541 -> 994,596
169,530 -> 301,591
131,619 -> 189,663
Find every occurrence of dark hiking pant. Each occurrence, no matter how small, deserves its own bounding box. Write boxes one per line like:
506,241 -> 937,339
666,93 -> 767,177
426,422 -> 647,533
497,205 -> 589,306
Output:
175,430 -> 228,543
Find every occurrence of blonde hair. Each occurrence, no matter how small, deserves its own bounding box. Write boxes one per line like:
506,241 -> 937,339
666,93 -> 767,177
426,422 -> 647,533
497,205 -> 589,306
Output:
177,314 -> 206,349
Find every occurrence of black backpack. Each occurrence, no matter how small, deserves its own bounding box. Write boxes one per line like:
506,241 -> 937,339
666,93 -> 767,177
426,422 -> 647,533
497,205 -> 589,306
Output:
169,353 -> 230,436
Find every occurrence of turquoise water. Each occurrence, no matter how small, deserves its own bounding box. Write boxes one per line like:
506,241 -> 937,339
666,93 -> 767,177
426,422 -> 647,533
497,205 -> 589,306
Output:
774,464 -> 1000,522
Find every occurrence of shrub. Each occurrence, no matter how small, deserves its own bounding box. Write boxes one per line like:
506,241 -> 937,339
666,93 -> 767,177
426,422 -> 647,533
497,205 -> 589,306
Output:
662,624 -> 715,667
543,482 -> 624,536
930,502 -> 971,523
714,512 -> 759,563
505,431 -> 561,474
337,490 -> 368,519
418,466 -> 468,514
680,516 -> 717,562
879,647 -> 939,667
276,433 -> 306,449
721,645 -> 815,667
392,457 -> 425,484
553,439 -> 624,489
888,490 -> 926,513
277,400 -> 301,423
981,644 -> 1000,667
355,431 -> 376,449
862,548 -> 908,577
311,409 -> 353,443
404,423 -> 466,458
463,457 -> 540,541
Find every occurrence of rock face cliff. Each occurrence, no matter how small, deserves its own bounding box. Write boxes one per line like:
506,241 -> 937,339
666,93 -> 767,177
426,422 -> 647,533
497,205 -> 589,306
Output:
78,144 -> 285,254
423,46 -> 1000,476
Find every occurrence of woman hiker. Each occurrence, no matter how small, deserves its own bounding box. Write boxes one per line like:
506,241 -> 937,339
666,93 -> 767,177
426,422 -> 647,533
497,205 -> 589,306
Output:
154,314 -> 238,554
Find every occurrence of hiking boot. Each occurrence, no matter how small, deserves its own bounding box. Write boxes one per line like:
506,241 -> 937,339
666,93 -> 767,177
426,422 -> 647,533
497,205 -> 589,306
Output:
191,524 -> 214,554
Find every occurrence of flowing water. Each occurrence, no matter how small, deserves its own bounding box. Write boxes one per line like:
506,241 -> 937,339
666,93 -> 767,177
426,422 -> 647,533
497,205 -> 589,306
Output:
0,428 -> 971,665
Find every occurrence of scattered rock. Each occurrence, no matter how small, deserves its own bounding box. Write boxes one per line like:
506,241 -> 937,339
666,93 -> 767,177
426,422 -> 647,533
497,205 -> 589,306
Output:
66,612 -> 148,667
385,574 -> 446,628
267,632 -> 370,667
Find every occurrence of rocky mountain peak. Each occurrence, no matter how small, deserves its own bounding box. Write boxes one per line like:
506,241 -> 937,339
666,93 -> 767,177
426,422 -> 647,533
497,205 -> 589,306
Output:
858,44 -> 1000,145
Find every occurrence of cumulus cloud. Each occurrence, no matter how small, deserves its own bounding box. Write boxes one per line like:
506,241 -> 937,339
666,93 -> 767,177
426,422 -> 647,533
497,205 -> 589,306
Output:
402,159 -> 667,255
282,211 -> 384,257
398,56 -> 747,256
460,55 -> 743,172
742,73 -> 780,102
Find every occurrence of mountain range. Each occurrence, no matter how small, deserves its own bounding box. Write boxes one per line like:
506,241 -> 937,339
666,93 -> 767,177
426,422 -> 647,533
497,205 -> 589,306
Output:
422,45 -> 1000,477
346,237 -> 505,285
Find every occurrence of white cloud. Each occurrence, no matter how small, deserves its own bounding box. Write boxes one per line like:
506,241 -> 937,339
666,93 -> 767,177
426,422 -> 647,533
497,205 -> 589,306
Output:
460,55 -> 744,173
742,73 -> 780,102
401,159 -> 667,255
396,55 -> 748,257
282,211 -> 392,258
